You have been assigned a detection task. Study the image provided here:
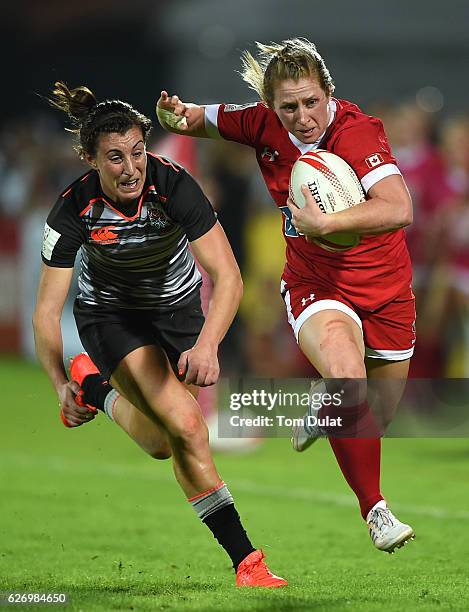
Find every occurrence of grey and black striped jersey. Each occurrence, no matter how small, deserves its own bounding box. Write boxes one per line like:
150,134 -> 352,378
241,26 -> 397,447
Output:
41,153 -> 217,310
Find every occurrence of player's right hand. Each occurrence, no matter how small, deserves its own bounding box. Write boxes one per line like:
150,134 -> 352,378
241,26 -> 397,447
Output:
156,91 -> 188,129
58,380 -> 96,428
286,185 -> 330,237
177,342 -> 220,387
157,91 -> 203,131
157,90 -> 186,114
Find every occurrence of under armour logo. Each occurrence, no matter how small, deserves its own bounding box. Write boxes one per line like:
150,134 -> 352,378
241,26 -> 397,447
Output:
301,293 -> 315,306
261,147 -> 279,162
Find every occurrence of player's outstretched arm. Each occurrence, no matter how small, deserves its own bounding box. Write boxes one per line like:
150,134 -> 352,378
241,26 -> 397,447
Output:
156,90 -> 209,138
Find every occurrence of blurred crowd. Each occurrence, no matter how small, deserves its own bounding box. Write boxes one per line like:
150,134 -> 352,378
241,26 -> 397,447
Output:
1,103 -> 469,378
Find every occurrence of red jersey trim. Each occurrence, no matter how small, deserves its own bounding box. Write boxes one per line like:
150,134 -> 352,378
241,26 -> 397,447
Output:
148,151 -> 180,173
187,481 -> 225,502
79,202 -> 93,217
79,185 -> 156,221
62,172 -> 92,199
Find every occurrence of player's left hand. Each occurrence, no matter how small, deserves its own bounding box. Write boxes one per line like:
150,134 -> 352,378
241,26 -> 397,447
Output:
58,380 -> 96,428
177,342 -> 220,386
287,184 -> 331,238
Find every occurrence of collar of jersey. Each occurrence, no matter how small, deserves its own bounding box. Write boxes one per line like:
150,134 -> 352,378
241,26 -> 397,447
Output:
288,99 -> 337,154
94,181 -> 157,221
93,156 -> 157,221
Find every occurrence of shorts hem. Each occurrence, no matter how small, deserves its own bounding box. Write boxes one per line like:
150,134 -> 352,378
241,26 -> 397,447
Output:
365,346 -> 414,361
293,299 -> 363,341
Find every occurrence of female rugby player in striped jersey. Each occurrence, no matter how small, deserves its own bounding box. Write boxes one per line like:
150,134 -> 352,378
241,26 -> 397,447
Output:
33,82 -> 287,588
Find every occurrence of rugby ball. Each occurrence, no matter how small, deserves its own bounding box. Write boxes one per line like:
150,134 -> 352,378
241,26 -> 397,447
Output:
289,150 -> 365,251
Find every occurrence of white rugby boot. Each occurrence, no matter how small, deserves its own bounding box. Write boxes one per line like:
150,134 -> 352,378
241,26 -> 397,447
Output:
291,379 -> 326,452
367,502 -> 415,553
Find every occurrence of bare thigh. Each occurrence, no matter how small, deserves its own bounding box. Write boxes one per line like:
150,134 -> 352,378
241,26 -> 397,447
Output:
299,309 -> 366,378
298,307 -> 410,425
109,349 -> 201,460
109,344 -> 219,496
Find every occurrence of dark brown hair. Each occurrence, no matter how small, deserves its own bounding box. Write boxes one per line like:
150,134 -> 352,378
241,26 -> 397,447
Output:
48,81 -> 152,157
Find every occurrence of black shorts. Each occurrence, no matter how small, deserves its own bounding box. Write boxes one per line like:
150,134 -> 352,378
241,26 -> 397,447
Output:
73,294 -> 204,380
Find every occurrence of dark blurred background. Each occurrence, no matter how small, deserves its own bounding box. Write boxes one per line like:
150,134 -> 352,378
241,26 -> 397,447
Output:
1,0 -> 469,379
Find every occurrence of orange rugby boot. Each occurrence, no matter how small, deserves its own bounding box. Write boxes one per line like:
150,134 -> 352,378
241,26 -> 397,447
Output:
236,550 -> 287,588
69,352 -> 99,411
60,353 -> 99,427
69,352 -> 100,387
60,409 -> 73,428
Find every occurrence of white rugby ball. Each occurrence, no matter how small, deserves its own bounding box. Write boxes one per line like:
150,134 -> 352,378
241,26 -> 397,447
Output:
289,150 -> 365,251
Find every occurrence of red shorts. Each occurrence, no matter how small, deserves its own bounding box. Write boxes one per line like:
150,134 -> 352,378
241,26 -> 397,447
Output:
280,279 -> 416,361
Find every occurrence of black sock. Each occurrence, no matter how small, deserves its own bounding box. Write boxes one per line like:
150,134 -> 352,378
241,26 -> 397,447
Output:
203,504 -> 256,570
81,374 -> 113,412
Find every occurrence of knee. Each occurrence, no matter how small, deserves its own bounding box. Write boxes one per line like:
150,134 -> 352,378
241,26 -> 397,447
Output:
320,320 -> 365,378
322,376 -> 368,410
329,361 -> 366,379
170,411 -> 209,448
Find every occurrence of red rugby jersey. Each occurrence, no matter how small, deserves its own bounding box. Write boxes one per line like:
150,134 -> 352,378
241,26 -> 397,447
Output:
205,98 -> 413,310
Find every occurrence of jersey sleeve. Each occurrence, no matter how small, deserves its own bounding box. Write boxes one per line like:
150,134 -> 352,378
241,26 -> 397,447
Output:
205,102 -> 267,147
41,194 -> 86,267
166,169 -> 217,242
332,117 -> 401,194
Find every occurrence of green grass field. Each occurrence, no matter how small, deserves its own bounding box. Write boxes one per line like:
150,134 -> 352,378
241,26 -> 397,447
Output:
1,358 -> 468,611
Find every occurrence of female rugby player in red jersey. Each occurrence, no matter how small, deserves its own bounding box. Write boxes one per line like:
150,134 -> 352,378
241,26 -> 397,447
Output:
156,38 -> 416,553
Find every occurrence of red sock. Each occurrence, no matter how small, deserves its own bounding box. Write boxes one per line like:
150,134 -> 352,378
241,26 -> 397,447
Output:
328,437 -> 383,518
320,400 -> 382,438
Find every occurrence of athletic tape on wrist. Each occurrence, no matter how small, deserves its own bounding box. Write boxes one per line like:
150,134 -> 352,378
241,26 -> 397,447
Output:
156,106 -> 187,129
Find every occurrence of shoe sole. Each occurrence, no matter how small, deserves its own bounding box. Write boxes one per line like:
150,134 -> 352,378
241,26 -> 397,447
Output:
291,423 -> 320,452
236,581 -> 288,588
382,530 -> 416,554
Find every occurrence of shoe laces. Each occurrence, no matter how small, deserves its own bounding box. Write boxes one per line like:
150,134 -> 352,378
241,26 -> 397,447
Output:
368,507 -> 395,534
242,551 -> 273,580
